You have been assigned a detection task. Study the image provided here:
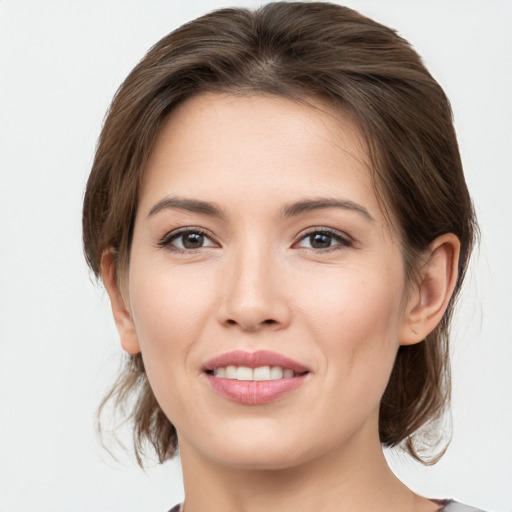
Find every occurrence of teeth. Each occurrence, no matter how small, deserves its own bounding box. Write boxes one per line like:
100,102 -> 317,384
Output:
225,365 -> 237,379
212,365 -> 297,381
253,366 -> 270,381
215,367 -> 226,378
269,366 -> 284,380
236,366 -> 253,381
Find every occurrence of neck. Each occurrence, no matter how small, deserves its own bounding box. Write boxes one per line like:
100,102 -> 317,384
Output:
178,421 -> 430,512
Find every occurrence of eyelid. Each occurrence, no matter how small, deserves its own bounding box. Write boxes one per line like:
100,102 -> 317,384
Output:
157,226 -> 220,251
156,225 -> 352,252
292,227 -> 353,250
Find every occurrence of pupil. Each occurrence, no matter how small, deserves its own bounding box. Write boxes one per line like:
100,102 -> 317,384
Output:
183,233 -> 204,249
310,233 -> 331,249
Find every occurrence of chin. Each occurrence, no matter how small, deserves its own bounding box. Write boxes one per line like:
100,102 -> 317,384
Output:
189,419 -> 337,472
177,418 -> 310,471
210,444 -> 310,471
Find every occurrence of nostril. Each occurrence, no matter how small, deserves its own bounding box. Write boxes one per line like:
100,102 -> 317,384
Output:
224,318 -> 278,328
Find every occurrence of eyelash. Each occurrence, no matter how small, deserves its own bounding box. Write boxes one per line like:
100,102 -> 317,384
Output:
157,227 -> 353,254
157,227 -> 218,254
293,228 -> 353,252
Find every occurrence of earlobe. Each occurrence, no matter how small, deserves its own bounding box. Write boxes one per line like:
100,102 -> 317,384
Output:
400,233 -> 461,346
101,250 -> 141,354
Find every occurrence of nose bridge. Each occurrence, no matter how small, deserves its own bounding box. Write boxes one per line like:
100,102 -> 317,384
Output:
219,235 -> 289,331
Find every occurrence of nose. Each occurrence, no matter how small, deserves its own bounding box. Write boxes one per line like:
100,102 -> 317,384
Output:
217,244 -> 291,332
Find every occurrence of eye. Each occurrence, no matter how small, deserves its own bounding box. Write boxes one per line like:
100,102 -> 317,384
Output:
158,228 -> 218,252
294,229 -> 352,251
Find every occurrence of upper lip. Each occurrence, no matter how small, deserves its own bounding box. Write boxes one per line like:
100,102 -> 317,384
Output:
202,350 -> 310,374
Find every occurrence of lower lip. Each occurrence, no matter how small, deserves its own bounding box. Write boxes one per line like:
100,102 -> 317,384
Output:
204,373 -> 308,405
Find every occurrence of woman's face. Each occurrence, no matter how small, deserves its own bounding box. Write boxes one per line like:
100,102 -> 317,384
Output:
124,93 -> 416,469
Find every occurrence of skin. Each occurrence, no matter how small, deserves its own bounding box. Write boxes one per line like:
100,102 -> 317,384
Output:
103,93 -> 460,512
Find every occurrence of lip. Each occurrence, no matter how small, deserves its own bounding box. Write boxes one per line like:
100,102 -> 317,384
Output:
202,350 -> 310,405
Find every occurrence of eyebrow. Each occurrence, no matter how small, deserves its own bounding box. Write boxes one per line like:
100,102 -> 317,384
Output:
147,196 -> 373,222
281,198 -> 373,221
147,197 -> 225,219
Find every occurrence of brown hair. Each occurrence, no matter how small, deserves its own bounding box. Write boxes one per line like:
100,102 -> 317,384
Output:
83,2 -> 476,465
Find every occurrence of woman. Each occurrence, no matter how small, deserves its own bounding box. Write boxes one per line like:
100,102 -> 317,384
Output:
83,2 -> 481,511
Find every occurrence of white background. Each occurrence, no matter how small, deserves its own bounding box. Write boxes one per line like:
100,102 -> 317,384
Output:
0,1 -> 511,511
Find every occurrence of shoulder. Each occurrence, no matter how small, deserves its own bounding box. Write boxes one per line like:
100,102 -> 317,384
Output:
436,499 -> 488,512
167,501 -> 487,512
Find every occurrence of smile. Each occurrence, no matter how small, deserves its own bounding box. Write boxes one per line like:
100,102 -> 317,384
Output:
202,350 -> 310,404
211,366 -> 299,380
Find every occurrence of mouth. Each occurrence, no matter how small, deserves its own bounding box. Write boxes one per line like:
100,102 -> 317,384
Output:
206,365 -> 306,380
202,350 -> 310,404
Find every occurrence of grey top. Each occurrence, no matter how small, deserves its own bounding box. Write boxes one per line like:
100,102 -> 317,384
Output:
168,500 -> 487,511
441,501 -> 486,511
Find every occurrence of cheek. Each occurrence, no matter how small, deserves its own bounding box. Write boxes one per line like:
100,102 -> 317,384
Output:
296,262 -> 405,340
126,264 -> 219,425
128,262 -> 216,363
295,263 -> 404,389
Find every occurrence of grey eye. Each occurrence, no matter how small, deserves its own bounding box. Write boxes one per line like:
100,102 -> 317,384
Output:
296,229 -> 351,250
308,233 -> 334,249
181,232 -> 206,249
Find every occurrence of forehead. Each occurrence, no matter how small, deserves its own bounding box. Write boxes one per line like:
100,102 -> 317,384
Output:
140,93 -> 376,212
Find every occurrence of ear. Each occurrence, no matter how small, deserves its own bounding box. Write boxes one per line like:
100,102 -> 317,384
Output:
101,250 -> 141,354
399,233 -> 461,346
